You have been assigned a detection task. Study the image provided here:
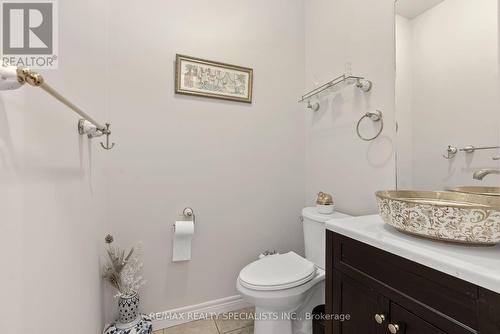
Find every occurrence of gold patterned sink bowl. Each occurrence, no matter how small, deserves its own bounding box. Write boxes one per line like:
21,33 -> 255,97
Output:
376,190 -> 500,245
447,186 -> 500,197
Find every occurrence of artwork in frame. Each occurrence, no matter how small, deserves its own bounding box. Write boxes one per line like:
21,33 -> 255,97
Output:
175,54 -> 253,103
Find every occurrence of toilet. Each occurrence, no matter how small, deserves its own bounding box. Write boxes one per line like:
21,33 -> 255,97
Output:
236,207 -> 351,334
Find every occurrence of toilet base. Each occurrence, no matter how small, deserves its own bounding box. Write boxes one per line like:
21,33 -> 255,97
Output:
253,281 -> 325,334
292,281 -> 324,334
254,308 -> 293,334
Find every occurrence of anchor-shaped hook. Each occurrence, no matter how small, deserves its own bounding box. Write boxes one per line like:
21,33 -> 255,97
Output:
442,145 -> 457,159
100,123 -> 115,150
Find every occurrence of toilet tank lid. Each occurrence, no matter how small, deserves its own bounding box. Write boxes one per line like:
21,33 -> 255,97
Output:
302,207 -> 351,223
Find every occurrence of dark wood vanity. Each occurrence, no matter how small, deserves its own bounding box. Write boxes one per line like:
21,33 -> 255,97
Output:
325,231 -> 500,334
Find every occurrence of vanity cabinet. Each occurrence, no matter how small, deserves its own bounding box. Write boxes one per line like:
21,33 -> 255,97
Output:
325,231 -> 500,334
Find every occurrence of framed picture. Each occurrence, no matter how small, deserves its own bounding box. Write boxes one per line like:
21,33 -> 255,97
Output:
175,54 -> 253,103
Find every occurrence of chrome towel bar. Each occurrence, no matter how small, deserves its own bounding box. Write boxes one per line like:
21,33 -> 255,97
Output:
0,65 -> 115,150
299,74 -> 372,111
443,145 -> 500,159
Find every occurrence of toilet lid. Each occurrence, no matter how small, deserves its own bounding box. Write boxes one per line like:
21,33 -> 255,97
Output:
239,252 -> 316,291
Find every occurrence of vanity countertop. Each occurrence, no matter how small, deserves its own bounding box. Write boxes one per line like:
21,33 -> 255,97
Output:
326,215 -> 500,294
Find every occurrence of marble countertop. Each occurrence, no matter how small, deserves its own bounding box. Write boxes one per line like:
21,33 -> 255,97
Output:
326,215 -> 500,294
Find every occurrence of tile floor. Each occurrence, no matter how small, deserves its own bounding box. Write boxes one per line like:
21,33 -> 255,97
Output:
153,307 -> 255,334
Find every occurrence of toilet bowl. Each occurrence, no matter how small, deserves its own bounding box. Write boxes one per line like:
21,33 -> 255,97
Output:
236,208 -> 351,334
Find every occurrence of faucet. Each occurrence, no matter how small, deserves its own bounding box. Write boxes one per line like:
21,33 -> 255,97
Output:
473,169 -> 500,180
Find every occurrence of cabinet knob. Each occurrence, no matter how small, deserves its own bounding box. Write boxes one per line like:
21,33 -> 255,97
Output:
388,323 -> 401,334
374,314 -> 386,324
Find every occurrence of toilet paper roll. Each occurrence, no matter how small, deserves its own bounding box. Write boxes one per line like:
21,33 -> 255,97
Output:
172,220 -> 194,262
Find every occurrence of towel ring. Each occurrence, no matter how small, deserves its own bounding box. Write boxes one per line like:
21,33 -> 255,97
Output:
356,110 -> 384,141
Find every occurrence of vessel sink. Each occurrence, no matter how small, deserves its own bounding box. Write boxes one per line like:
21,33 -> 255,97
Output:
447,186 -> 500,197
376,190 -> 500,245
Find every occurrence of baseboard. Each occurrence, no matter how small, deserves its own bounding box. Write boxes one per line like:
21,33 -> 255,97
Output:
151,295 -> 251,331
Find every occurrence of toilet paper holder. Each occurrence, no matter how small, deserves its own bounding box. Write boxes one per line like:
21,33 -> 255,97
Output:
182,207 -> 196,224
173,207 -> 196,231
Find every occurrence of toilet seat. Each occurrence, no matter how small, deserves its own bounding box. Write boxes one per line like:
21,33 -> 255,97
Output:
238,252 -> 316,291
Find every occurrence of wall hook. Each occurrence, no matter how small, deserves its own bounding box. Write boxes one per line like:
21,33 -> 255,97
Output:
443,145 -> 458,159
100,123 -> 115,150
307,100 -> 320,112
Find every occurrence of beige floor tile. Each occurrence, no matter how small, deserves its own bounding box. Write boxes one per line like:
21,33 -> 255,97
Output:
153,330 -> 164,334
226,326 -> 254,334
164,319 -> 219,334
215,307 -> 255,333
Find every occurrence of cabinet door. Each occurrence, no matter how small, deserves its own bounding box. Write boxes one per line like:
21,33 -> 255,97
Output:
389,302 -> 448,334
331,270 -> 388,334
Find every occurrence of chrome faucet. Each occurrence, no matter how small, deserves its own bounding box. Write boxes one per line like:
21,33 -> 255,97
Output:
473,169 -> 500,180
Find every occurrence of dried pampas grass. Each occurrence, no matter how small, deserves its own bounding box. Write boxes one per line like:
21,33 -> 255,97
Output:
102,235 -> 146,297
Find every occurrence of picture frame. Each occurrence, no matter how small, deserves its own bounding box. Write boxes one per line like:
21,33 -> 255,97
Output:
175,54 -> 253,103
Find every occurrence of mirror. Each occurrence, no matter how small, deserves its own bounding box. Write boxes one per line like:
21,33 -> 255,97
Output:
395,0 -> 500,193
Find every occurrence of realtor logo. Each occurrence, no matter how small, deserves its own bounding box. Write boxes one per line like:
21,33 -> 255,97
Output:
1,0 -> 58,68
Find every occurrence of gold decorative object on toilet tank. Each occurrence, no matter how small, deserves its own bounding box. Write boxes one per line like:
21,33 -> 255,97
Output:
316,192 -> 334,214
316,192 -> 333,205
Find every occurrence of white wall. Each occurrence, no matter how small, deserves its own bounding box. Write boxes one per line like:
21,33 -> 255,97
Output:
2,1 -> 402,332
397,0 -> 500,189
0,1 -> 108,333
395,15 -> 414,189
1,1 -> 306,331
102,0 -> 306,322
304,0 -> 397,215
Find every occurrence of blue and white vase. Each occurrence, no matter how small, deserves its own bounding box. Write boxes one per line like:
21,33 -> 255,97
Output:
103,292 -> 152,334
118,292 -> 140,324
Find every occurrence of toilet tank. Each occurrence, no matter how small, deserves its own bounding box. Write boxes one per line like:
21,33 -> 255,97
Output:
302,207 -> 351,269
